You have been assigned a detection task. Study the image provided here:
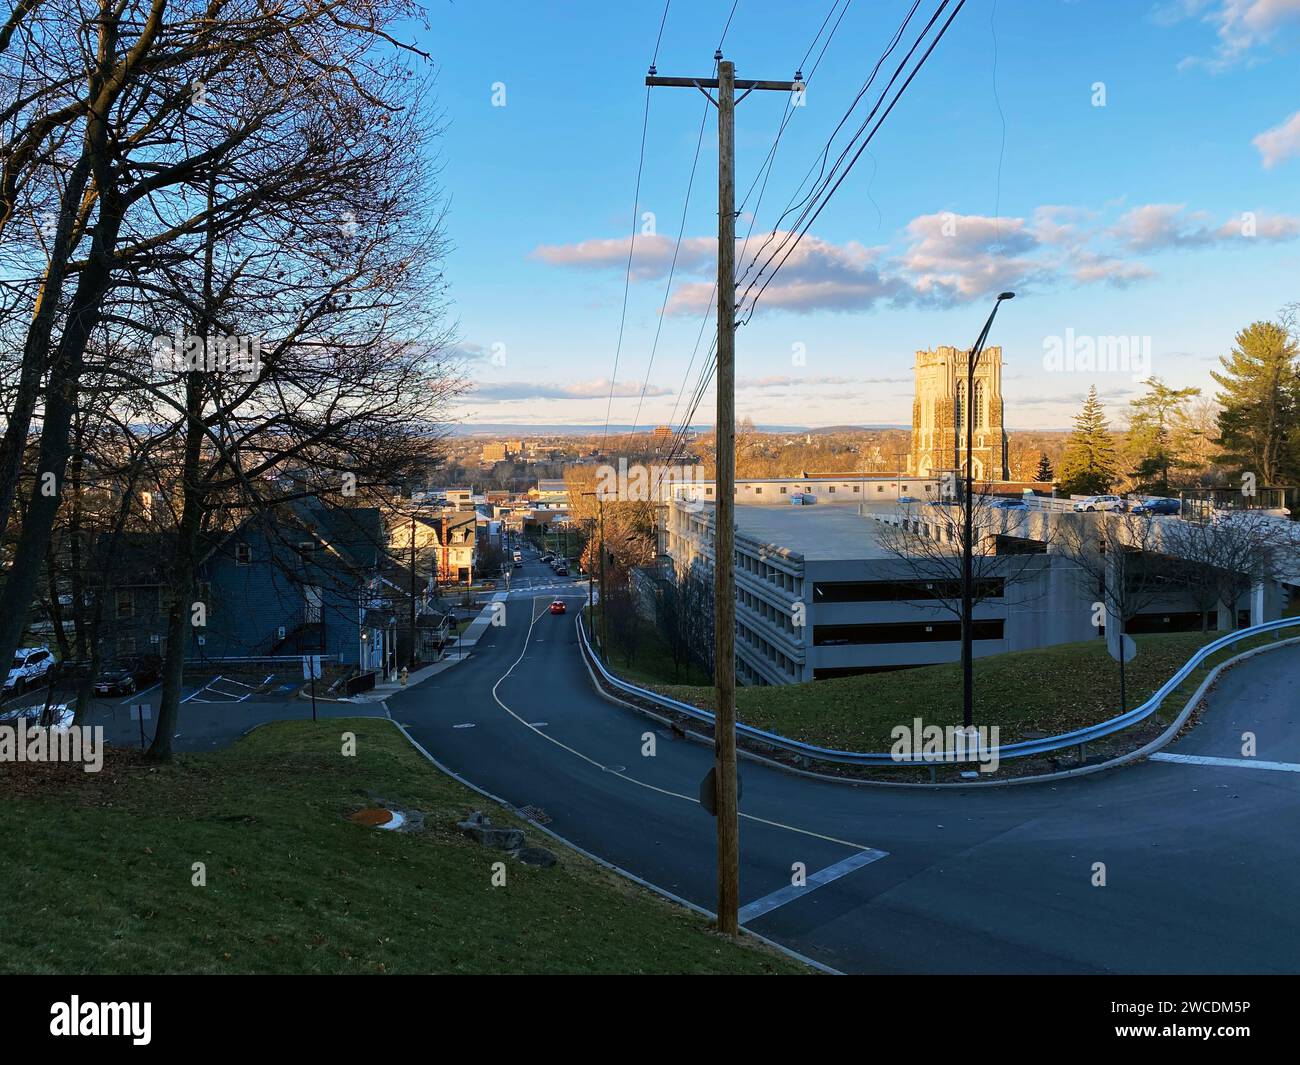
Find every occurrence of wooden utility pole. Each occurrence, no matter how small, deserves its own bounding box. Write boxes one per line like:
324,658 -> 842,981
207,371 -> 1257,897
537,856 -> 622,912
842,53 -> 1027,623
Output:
409,515 -> 418,670
648,56 -> 801,937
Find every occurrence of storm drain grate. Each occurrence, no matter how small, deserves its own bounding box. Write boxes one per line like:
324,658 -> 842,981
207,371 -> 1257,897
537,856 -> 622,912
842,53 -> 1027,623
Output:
516,805 -> 552,825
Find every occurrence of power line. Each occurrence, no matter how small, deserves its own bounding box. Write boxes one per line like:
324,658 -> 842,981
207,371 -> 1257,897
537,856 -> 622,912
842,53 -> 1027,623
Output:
737,0 -> 967,324
598,0 -> 674,455
653,0 -> 849,476
657,0 -> 965,479
621,1 -> 740,449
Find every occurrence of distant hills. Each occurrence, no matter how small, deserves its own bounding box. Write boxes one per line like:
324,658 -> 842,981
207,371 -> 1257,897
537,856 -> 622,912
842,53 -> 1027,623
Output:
450,422 -> 911,436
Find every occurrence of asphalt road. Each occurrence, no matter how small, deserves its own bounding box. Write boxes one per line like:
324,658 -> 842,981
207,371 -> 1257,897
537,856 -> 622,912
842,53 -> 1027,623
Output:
391,550 -> 1300,974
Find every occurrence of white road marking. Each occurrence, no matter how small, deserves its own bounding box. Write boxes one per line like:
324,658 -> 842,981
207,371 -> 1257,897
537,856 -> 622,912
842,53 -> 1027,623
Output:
738,848 -> 889,925
1150,752 -> 1300,773
485,596 -> 878,854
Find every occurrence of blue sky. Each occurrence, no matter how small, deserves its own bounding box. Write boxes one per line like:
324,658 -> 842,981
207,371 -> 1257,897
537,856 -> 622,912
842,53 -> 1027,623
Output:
413,0 -> 1300,431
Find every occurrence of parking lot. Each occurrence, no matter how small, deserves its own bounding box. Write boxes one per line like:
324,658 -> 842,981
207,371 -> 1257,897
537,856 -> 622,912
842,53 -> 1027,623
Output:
0,667 -> 364,754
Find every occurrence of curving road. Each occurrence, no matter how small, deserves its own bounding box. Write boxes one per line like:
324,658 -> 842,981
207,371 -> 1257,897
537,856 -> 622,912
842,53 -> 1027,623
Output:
390,551 -> 1300,974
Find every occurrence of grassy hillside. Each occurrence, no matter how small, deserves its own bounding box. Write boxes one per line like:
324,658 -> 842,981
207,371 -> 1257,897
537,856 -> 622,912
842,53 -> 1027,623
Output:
647,629 -> 1293,753
0,720 -> 804,975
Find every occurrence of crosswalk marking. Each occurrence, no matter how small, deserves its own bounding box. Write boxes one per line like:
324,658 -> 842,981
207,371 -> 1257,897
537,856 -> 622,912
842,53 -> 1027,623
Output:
1150,752 -> 1300,773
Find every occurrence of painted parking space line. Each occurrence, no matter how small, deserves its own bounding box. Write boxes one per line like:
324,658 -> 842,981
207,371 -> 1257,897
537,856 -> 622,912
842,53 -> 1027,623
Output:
1150,752 -> 1300,773
738,847 -> 889,926
181,676 -> 223,703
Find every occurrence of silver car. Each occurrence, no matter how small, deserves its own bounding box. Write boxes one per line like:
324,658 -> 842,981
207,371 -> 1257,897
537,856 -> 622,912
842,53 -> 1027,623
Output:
1072,494 -> 1125,512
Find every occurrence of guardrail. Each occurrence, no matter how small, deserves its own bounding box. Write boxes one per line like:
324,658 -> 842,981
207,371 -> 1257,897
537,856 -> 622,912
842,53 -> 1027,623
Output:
577,612 -> 1300,768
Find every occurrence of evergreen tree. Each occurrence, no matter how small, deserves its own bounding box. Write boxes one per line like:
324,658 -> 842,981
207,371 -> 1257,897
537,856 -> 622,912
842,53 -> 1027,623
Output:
1126,376 -> 1201,495
1034,453 -> 1053,482
1211,320 -> 1299,485
1057,386 -> 1119,496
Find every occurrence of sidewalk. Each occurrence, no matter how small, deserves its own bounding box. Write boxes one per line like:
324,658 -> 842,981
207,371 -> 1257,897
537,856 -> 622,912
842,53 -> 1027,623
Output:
332,591 -> 509,704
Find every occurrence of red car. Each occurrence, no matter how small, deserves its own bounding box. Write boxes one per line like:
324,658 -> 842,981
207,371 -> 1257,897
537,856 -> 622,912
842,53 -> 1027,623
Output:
549,600 -> 566,615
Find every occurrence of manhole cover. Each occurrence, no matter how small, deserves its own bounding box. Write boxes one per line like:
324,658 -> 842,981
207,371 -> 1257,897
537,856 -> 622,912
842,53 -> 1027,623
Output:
516,805 -> 552,825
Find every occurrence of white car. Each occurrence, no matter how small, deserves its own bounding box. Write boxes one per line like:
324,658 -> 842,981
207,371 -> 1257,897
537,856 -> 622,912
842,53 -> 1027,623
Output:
4,646 -> 55,695
1072,495 -> 1126,512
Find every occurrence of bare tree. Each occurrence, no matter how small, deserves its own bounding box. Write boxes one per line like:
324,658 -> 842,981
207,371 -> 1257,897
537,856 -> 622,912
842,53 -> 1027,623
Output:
1162,511 -> 1289,632
0,0 -> 441,705
1053,510 -> 1172,712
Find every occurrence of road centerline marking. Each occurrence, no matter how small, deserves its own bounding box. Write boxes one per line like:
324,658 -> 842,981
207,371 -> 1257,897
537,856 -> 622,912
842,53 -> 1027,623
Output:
1150,752 -> 1300,773
482,601 -> 876,852
738,848 -> 889,925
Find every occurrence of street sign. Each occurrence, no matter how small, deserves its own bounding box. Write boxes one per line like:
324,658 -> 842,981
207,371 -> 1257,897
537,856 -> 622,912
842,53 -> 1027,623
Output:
699,766 -> 742,817
1109,634 -> 1138,663
130,703 -> 151,752
302,655 -> 322,680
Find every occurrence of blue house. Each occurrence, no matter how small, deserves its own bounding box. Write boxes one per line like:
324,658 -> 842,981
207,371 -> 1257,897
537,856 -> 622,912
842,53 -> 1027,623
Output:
192,503 -> 388,669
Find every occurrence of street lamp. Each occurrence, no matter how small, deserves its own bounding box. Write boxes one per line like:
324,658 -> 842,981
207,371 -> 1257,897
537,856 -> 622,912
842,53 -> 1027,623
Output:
959,291 -> 1014,731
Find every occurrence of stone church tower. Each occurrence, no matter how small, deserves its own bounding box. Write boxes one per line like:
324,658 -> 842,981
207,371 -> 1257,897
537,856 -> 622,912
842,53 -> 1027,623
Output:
907,345 -> 1008,482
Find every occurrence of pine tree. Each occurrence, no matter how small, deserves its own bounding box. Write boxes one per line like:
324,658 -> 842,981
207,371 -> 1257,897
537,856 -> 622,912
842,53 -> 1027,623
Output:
1034,453 -> 1053,482
1211,320 -> 1300,486
1057,386 -> 1119,496
1126,376 -> 1201,495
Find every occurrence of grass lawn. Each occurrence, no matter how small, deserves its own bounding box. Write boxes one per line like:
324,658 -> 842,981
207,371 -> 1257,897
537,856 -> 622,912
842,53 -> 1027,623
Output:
641,628 -> 1297,753
592,607 -> 712,689
0,720 -> 804,975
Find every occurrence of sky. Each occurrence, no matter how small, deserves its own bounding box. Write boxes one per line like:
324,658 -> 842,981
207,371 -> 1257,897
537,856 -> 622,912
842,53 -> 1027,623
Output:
411,0 -> 1300,432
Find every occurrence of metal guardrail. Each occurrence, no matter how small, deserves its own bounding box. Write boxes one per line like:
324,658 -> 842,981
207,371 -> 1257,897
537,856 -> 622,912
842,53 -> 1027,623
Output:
577,612 -> 1300,767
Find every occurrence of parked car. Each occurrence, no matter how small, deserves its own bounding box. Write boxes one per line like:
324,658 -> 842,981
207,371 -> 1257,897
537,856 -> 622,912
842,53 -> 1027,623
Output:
93,654 -> 162,696
549,599 -> 567,615
4,646 -> 55,696
1130,497 -> 1181,516
1072,494 -> 1126,512
0,701 -> 74,729
554,565 -> 568,577
541,552 -> 554,562
898,495 -> 920,503
989,497 -> 1029,510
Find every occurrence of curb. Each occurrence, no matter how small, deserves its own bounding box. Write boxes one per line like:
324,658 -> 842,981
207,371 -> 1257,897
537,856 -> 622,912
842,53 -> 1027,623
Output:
575,617 -> 1300,790
383,714 -> 837,975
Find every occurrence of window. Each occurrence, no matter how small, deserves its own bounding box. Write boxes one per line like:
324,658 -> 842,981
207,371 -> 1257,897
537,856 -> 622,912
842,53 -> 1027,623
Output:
828,486 -> 836,494
813,620 -> 1004,645
118,636 -> 136,656
235,543 -> 252,566
755,487 -> 762,494
116,590 -> 133,619
780,486 -> 788,494
304,586 -> 323,624
853,485 -> 860,493
813,579 -> 1005,603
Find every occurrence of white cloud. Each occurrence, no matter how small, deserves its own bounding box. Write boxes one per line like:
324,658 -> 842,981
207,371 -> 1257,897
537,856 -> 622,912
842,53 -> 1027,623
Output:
1253,109 -> 1300,167
1112,202 -> 1300,248
471,379 -> 673,401
1163,0 -> 1300,70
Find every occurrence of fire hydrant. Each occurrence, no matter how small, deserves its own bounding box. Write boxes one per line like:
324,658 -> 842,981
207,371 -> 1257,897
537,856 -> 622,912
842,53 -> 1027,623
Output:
400,667 -> 409,687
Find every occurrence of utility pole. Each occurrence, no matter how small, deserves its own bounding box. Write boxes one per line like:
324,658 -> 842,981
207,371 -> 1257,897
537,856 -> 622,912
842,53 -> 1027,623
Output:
648,56 -> 801,937
959,292 -> 1014,730
409,515 -> 418,670
598,494 -> 608,654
